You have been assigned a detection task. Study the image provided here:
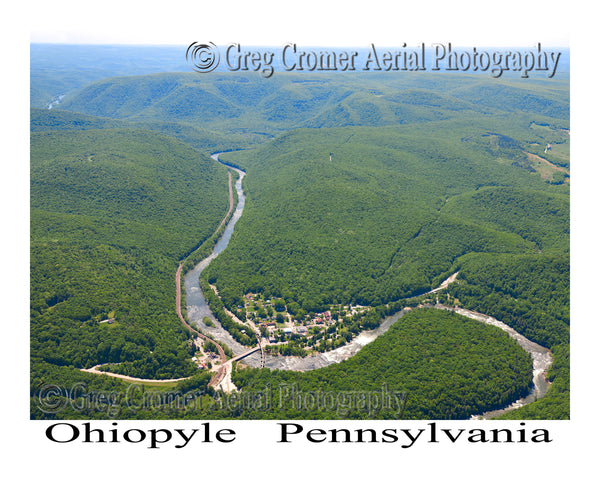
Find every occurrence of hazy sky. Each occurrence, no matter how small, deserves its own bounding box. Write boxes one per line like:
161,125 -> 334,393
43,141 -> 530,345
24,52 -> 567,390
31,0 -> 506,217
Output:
29,0 -> 571,47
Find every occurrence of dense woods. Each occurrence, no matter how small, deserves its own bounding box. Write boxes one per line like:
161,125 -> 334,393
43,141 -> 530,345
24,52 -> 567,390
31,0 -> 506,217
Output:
30,56 -> 569,420
207,120 -> 568,316
31,126 -> 231,383
443,253 -> 570,419
447,253 -> 569,348
226,309 -> 533,420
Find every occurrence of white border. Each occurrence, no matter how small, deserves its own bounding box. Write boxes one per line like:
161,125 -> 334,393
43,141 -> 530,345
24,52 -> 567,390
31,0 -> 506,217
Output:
5,1 -> 597,477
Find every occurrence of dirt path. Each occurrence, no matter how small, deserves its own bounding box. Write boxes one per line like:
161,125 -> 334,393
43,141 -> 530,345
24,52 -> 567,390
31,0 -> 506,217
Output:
81,365 -> 190,384
83,167 -> 236,386
525,151 -> 570,182
428,271 -> 459,293
525,152 -> 568,173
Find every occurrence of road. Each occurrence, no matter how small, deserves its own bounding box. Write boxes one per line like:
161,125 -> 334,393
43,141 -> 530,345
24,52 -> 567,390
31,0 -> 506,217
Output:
82,164 -> 235,385
82,150 -> 554,419
81,365 -> 191,384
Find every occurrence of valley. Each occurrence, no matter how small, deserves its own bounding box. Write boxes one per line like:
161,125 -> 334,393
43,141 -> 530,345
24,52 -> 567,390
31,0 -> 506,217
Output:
30,45 -> 569,420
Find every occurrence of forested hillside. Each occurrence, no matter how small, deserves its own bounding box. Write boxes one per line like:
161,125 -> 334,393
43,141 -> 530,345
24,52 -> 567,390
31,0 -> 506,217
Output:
55,71 -> 568,140
226,309 -> 533,420
30,43 -> 188,108
31,126 -> 230,383
208,118 -> 568,313
200,76 -> 569,419
31,59 -> 569,420
30,108 -> 255,153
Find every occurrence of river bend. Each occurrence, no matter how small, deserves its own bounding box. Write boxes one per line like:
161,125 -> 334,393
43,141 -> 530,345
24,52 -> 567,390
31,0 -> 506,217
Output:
184,152 -> 553,417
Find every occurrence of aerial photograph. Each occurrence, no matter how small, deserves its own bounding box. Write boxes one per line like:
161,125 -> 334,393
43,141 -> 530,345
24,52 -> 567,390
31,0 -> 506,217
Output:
30,42 -> 570,422
15,0 -> 596,477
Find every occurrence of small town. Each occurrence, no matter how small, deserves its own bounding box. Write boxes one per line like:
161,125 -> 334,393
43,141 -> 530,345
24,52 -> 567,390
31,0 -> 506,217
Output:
241,292 -> 370,343
189,290 -> 375,369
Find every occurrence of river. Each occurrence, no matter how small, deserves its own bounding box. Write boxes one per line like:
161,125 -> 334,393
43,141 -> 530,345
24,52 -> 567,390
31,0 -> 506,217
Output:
184,152 -> 553,417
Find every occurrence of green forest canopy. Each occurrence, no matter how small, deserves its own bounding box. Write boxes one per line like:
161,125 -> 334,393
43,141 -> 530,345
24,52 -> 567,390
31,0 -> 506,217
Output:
31,127 -> 230,380
30,66 -> 569,420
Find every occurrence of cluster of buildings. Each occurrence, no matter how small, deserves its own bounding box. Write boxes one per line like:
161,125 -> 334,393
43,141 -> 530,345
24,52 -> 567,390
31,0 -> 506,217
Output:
241,292 -> 369,346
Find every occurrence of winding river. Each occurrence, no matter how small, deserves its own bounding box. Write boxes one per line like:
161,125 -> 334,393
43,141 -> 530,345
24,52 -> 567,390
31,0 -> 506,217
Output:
184,152 -> 553,418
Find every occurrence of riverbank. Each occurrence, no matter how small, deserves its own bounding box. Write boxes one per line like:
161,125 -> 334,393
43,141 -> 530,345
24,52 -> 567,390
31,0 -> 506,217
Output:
167,151 -> 554,417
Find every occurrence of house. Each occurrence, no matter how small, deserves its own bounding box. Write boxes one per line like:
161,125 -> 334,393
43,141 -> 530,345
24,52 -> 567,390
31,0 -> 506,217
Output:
297,326 -> 308,335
